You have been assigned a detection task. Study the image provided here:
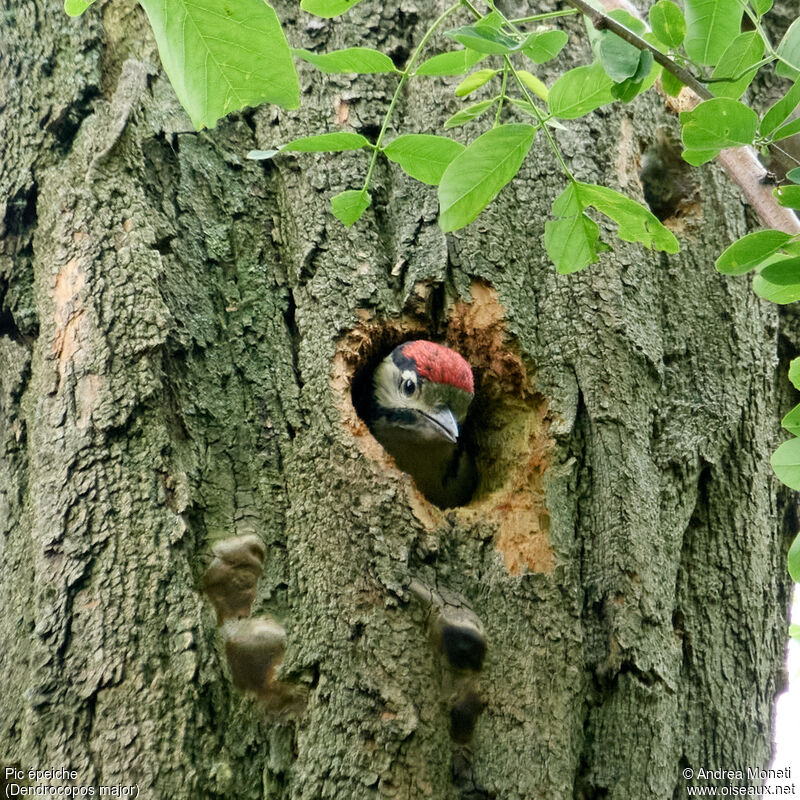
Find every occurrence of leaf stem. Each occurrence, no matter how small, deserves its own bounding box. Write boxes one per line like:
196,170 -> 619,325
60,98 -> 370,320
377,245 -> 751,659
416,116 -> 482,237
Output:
511,9 -> 579,23
495,64 -> 508,126
362,2 -> 462,189
460,0 -> 482,19
504,55 -> 575,181
703,56 -> 774,84
738,0 -> 775,53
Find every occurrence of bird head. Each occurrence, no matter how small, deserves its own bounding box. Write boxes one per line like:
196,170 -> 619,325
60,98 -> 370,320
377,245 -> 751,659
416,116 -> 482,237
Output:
370,340 -> 474,446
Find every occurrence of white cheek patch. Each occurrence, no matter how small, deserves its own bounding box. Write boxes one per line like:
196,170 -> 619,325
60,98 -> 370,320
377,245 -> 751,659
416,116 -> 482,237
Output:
373,361 -> 422,412
398,370 -> 423,407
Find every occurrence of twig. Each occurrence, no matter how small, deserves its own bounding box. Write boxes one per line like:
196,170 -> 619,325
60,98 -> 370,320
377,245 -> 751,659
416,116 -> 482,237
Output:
564,0 -> 712,99
574,0 -> 800,234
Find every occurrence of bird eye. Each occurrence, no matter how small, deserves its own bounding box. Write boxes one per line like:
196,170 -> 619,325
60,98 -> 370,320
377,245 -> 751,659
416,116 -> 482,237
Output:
402,378 -> 416,396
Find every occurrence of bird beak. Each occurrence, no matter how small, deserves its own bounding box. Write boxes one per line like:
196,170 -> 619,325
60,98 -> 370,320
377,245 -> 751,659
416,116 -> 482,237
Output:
421,407 -> 460,444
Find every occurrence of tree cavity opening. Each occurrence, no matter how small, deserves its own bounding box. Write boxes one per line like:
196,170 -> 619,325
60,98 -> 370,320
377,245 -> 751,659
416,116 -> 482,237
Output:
332,282 -> 555,574
639,128 -> 699,221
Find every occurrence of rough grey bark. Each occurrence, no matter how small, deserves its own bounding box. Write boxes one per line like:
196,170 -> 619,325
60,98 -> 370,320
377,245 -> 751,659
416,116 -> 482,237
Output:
0,0 -> 795,798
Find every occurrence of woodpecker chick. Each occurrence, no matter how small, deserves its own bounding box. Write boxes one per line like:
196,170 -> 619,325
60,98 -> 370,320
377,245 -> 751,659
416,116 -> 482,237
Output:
367,340 -> 476,508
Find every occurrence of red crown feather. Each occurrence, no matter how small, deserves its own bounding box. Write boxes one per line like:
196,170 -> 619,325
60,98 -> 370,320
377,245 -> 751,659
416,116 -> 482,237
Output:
399,341 -> 474,394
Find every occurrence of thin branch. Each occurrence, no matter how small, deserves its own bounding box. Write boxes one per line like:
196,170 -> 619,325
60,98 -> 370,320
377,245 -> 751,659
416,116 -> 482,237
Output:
577,0 -> 800,234
563,0 -> 713,100
717,148 -> 800,234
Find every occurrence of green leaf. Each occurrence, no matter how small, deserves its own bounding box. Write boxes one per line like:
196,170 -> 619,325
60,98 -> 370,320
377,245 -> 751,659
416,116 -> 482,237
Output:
300,0 -> 363,17
292,47 -> 397,74
438,124 -> 536,232
790,357 -> 800,389
649,1 -> 686,48
752,255 -> 800,303
644,31 -> 669,53
709,32 -> 764,99
543,180 -> 677,273
522,30 -> 569,64
576,183 -> 679,252
683,0 -> 743,65
771,436 -> 800,490
475,10 -> 504,31
751,0 -> 772,17
446,25 -> 521,55
776,18 -> 800,80
679,98 -> 758,161
415,49 -> 485,76
64,0 -> 95,16
715,230 -> 793,274
611,79 -> 641,102
137,0 -> 299,129
782,404 -> 800,436
775,238 -> 800,255
632,51 -> 657,84
586,11 -> 646,83
594,29 -> 644,83
789,533 -> 800,583
611,53 -> 658,102
753,280 -> 800,304
443,98 -> 496,129
509,97 -> 556,123
608,8 -> 647,36
681,149 -> 722,165
383,134 -> 465,185
761,79 -> 800,137
774,185 -> 800,209
786,167 -> 800,184
278,132 -> 370,153
331,189 -> 371,226
771,117 -> 800,143
661,69 -> 684,96
247,131 -> 371,161
759,257 -> 800,284
544,184 -> 609,274
549,63 -> 616,119
790,621 -> 800,643
517,70 -> 549,101
455,68 -> 498,97
545,213 -> 606,274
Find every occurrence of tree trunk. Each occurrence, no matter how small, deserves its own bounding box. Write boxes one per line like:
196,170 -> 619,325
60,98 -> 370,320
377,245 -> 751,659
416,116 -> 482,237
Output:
0,0 -> 794,798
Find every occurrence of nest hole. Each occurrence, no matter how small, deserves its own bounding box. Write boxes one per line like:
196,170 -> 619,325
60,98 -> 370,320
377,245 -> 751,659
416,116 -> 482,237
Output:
342,318 -> 551,511
639,129 -> 699,221
333,284 -> 555,572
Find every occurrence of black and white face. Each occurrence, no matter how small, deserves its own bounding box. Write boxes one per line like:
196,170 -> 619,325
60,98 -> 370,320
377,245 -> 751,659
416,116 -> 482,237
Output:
372,357 -> 473,445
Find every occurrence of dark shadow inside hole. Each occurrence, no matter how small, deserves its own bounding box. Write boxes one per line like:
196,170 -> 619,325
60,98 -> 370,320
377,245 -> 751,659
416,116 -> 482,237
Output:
639,129 -> 698,220
351,337 -> 480,509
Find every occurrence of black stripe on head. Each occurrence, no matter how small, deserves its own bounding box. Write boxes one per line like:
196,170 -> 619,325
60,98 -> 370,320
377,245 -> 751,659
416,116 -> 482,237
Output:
369,406 -> 417,427
390,344 -> 419,377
